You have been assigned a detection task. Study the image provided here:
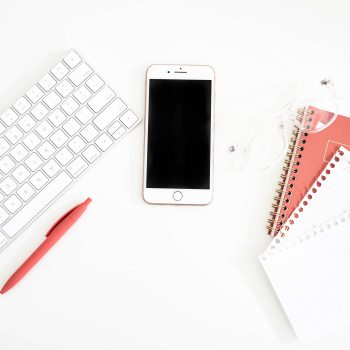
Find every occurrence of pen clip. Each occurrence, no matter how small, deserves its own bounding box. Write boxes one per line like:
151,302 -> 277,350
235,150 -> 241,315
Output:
45,204 -> 79,237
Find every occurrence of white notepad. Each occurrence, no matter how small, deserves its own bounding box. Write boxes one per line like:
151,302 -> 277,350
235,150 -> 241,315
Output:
260,147 -> 350,343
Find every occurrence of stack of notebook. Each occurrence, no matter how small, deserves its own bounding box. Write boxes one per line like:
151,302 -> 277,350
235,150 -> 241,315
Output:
261,107 -> 350,342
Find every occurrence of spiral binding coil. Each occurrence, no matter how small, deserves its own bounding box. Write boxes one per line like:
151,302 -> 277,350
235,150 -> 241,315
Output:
266,107 -> 313,235
262,149 -> 347,259
279,148 -> 345,233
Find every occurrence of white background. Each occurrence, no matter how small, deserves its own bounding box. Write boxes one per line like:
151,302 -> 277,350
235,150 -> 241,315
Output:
0,0 -> 350,349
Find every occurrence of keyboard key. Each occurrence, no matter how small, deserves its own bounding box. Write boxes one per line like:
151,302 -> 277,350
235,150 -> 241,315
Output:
13,97 -> 31,115
5,126 -> 23,144
63,118 -> 80,136
23,132 -> 41,150
56,79 -> 74,98
4,195 -> 22,214
48,109 -> 66,127
26,85 -> 44,104
86,74 -> 104,92
76,106 -> 93,124
74,86 -> 91,104
63,51 -> 81,68
1,108 -> 18,126
25,153 -> 43,171
108,120 -> 122,135
37,141 -> 56,159
0,138 -> 10,156
36,120 -> 54,138
10,144 -> 28,162
31,102 -> 49,121
0,177 -> 17,195
68,135 -> 86,154
82,145 -> 100,163
12,165 -> 30,183
95,133 -> 113,151
38,74 -> 56,92
81,124 -> 98,142
17,183 -> 35,201
120,110 -> 139,128
0,156 -> 15,174
3,172 -> 72,237
93,98 -> 127,130
51,62 -> 69,80
0,209 -> 9,225
43,91 -> 61,109
50,129 -> 68,148
68,62 -> 92,86
30,171 -> 48,190
42,159 -> 60,177
18,114 -> 36,132
112,126 -> 126,140
61,97 -> 79,116
67,156 -> 88,177
88,86 -> 115,113
55,147 -> 73,165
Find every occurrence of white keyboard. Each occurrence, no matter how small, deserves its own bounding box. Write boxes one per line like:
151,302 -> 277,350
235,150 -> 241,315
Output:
0,50 -> 140,252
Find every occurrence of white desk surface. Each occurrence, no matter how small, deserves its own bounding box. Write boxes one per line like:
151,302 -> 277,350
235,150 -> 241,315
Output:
1,0 -> 350,349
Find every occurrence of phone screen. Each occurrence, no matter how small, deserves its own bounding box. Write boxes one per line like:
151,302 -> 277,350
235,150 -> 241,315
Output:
146,79 -> 212,189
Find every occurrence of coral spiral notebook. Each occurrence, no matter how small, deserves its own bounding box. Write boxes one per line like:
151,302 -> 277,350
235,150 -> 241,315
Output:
267,106 -> 350,235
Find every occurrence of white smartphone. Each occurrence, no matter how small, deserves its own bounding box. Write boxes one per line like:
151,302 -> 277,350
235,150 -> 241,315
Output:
143,64 -> 215,205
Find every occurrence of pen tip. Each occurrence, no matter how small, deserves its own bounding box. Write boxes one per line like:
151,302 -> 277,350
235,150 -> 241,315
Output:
84,198 -> 92,206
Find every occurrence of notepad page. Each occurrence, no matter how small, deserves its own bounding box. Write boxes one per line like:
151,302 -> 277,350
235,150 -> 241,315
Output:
260,212 -> 350,343
266,147 -> 350,252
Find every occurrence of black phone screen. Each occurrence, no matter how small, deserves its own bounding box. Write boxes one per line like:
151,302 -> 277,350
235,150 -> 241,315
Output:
146,79 -> 212,189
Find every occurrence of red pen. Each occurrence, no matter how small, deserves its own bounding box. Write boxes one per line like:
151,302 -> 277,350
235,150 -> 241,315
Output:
0,197 -> 92,295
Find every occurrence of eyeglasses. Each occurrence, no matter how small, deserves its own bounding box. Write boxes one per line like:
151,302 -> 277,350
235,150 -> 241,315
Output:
217,79 -> 339,172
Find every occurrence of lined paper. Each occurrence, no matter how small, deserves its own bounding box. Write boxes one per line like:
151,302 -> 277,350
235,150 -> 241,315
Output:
260,147 -> 350,342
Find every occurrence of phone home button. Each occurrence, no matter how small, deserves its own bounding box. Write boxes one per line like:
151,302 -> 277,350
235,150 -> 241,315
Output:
173,191 -> 183,201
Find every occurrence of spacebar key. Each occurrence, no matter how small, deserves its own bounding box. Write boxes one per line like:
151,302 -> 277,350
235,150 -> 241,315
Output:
3,172 -> 72,238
